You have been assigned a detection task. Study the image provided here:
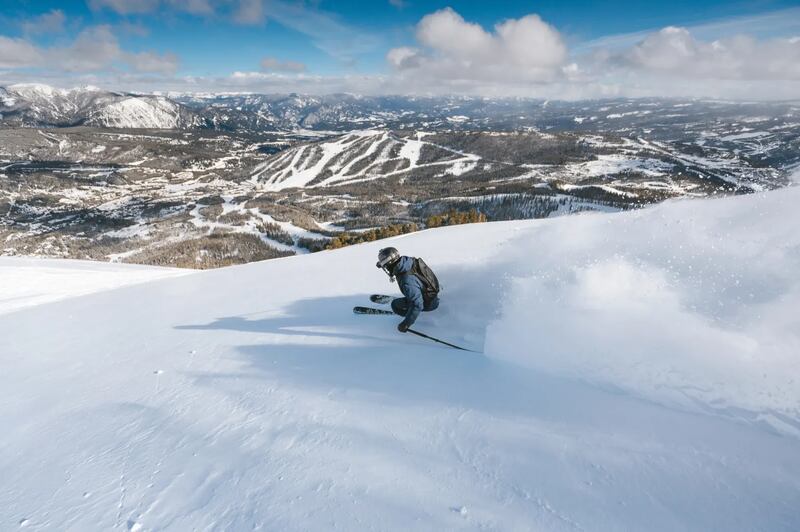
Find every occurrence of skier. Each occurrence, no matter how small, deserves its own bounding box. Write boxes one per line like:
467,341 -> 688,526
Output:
375,247 -> 440,333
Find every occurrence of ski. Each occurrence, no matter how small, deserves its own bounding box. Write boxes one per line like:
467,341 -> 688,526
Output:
353,306 -> 394,315
370,294 -> 394,304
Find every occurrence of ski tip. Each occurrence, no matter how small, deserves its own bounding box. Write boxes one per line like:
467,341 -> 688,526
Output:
354,306 -> 394,315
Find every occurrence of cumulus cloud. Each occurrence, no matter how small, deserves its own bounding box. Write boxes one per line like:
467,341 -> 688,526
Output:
387,8 -> 568,88
0,37 -> 45,68
619,26 -> 800,80
127,51 -> 179,74
260,57 -> 306,72
53,26 -> 123,72
21,10 -> 67,35
4,5 -> 800,100
0,26 -> 178,75
381,8 -> 800,99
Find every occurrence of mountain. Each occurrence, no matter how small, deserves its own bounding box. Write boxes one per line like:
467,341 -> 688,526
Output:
1,84 -> 798,268
0,84 -> 201,129
0,122 -> 793,267
2,186 -> 799,530
250,128 -> 782,194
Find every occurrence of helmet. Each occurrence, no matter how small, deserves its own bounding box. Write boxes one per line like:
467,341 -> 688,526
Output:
376,247 -> 400,273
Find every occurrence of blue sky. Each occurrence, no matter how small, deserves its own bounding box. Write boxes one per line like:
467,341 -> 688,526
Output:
1,0 -> 799,98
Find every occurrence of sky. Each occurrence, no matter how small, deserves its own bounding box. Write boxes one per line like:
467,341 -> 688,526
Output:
1,0 -> 799,99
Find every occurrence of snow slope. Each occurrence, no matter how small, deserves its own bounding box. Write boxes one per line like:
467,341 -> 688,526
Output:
1,187 -> 800,531
252,130 -> 480,190
0,258 -> 192,315
1,85 -> 196,129
88,97 -> 184,129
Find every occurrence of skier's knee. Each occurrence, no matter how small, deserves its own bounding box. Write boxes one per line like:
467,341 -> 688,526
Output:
391,298 -> 407,315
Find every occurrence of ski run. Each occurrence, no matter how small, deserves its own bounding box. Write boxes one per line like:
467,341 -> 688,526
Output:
2,186 -> 800,531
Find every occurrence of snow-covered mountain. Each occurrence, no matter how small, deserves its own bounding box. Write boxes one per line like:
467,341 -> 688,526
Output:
2,186 -> 799,530
85,96 -> 188,129
0,84 -> 201,128
1,84 -> 798,267
250,128 -> 783,194
1,122 -> 793,266
4,84 -> 800,143
251,130 -> 481,190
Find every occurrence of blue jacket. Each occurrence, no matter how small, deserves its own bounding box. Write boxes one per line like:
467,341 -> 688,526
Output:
393,256 -> 438,327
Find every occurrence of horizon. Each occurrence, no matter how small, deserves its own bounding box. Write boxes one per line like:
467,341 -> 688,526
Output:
5,81 -> 800,104
1,1 -> 800,100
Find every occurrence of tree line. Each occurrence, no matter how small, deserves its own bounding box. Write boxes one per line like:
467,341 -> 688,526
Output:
297,209 -> 487,253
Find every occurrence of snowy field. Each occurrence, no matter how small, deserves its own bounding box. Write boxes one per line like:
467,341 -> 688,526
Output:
1,187 -> 799,530
0,258 -> 192,315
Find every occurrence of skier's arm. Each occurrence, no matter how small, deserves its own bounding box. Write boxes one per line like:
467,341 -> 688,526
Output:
400,280 -> 424,329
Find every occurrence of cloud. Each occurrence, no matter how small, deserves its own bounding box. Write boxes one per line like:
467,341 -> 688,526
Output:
88,0 -> 161,15
388,0 -> 406,8
260,57 -> 306,72
259,0 -> 382,62
387,8 -> 568,87
0,37 -> 45,68
381,7 -> 800,99
166,0 -> 214,16
386,47 -> 422,69
119,22 -> 151,37
21,10 -> 67,35
88,0 -> 213,16
4,5 -> 800,100
127,51 -> 179,74
53,26 -> 123,72
617,27 -> 800,80
219,70 -> 388,94
233,0 -> 265,25
85,0 -> 380,64
0,26 -> 179,75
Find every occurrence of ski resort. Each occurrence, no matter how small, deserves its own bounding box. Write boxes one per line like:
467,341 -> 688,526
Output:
3,1 -> 800,530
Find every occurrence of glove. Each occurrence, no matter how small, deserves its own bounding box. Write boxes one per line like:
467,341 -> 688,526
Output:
397,321 -> 410,333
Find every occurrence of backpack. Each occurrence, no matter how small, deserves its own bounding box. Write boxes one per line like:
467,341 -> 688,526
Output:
412,257 -> 440,302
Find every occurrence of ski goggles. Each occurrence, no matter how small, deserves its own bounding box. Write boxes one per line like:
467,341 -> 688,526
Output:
376,256 -> 398,275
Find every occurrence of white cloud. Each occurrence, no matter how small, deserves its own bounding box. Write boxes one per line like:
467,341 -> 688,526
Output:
386,47 -> 422,69
387,8 -> 567,87
619,27 -> 800,80
233,0 -> 265,25
119,22 -> 151,37
4,6 -> 800,100
260,57 -> 306,72
21,10 -> 67,35
0,26 -> 179,75
576,7 -> 800,54
88,0 -> 160,15
127,51 -> 179,75
88,0 -> 214,16
53,26 -> 123,72
166,0 -> 214,15
0,37 -> 45,68
381,8 -> 800,99
261,0 -> 382,62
